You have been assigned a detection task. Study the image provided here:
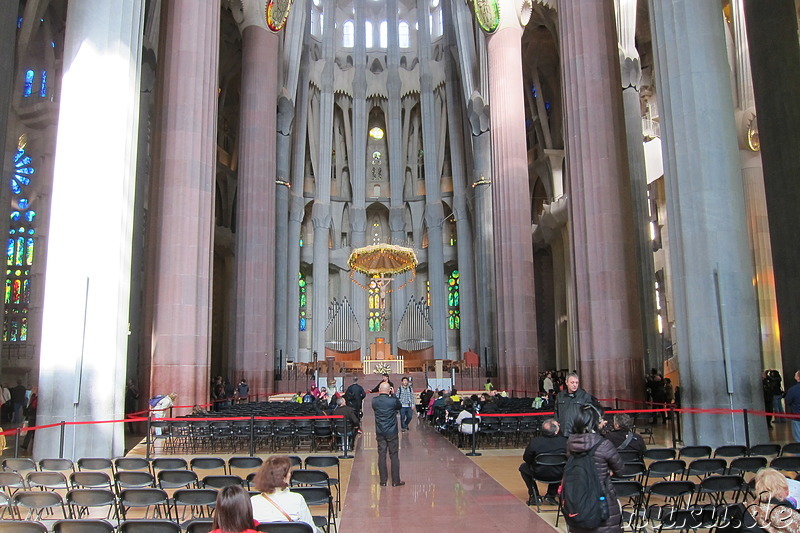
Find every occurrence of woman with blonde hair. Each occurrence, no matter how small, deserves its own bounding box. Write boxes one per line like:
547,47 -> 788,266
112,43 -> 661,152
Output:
210,485 -> 258,533
250,455 -> 319,531
748,467 -> 800,533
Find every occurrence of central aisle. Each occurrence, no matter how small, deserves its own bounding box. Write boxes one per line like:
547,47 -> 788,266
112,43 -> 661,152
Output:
339,396 -> 556,532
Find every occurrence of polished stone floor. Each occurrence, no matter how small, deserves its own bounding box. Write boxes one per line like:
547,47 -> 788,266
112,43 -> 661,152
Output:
339,399 -> 556,532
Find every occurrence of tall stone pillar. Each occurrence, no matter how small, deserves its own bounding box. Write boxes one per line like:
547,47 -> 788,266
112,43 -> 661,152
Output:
649,0 -> 765,446
742,0 -> 800,379
418,0 -> 448,360
311,4 -> 336,360
36,0 -> 144,459
144,0 -> 220,408
730,0 -> 780,372
274,93 -> 294,376
559,0 -> 643,399
233,7 -> 278,396
485,3 -> 537,391
0,1 -> 16,288
468,94 -> 497,372
615,0 -> 661,374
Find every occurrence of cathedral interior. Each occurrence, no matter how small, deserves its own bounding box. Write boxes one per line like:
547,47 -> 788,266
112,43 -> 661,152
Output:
1,0 -> 799,457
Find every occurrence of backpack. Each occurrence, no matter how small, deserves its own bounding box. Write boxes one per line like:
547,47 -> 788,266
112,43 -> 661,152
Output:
560,440 -> 609,529
148,395 -> 165,408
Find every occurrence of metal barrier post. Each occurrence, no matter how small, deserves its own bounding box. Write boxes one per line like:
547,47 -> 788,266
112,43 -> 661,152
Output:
146,414 -> 152,459
615,398 -> 619,410
249,415 -> 255,457
14,428 -> 20,458
59,421 -> 66,458
339,415 -> 353,459
743,409 -> 751,450
670,407 -> 677,448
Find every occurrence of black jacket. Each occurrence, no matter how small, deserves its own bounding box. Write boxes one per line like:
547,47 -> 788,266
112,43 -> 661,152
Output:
372,393 -> 401,435
345,384 -> 366,409
605,429 -> 647,454
523,434 -> 568,480
554,388 -> 601,436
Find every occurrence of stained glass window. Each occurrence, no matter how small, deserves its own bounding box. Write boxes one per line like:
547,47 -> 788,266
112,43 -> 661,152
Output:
448,269 -> 460,329
4,136 -> 36,342
368,275 -> 384,331
39,70 -> 47,98
23,70 -> 34,97
299,272 -> 307,331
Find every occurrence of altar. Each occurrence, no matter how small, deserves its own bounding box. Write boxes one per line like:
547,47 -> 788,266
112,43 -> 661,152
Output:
363,358 -> 404,374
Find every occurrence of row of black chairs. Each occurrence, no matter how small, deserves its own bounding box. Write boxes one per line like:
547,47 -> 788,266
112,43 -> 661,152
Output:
0,483 -> 334,532
150,418 -> 354,454
0,518 -> 314,532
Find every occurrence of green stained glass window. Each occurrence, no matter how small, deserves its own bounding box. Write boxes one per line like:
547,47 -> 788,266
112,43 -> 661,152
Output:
299,272 -> 307,331
447,269 -> 460,329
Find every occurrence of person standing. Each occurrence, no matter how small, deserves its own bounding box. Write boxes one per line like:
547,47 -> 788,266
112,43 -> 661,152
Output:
372,381 -> 404,487
237,379 -> 249,403
125,379 -> 139,432
344,376 -> 366,418
397,377 -> 414,432
784,371 -> 800,442
565,405 -> 624,533
10,380 -> 26,425
554,372 -> 602,437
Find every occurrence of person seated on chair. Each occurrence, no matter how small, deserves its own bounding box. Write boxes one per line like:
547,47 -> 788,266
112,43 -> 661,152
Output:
519,418 -> 567,506
748,467 -> 800,533
211,485 -> 259,533
604,413 -> 647,455
250,455 -> 320,532
455,399 -> 480,446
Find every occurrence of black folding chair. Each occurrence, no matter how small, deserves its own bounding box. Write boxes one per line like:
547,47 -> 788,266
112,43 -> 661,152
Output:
644,448 -> 678,461
612,480 -> 644,531
291,486 -> 336,533
12,490 -> 68,521
714,445 -> 747,459
677,446 -> 712,460
303,456 -> 341,511
38,459 -> 75,474
171,488 -> 217,523
201,474 -> 243,490
781,442 -> 800,456
151,458 -> 188,472
70,471 -> 113,491
156,469 -> 198,490
184,518 -> 215,533
0,520 -> 47,532
190,457 -> 227,476
66,488 -> 118,522
76,458 -> 114,472
53,519 -> 115,533
694,475 -> 744,505
683,458 -> 727,482
748,443 -> 781,457
228,456 -> 263,477
118,488 -> 170,520
119,519 -> 181,533
645,459 -> 686,486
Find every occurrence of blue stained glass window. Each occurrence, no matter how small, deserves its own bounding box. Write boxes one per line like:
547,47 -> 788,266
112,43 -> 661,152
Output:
6,139 -> 37,343
39,71 -> 47,97
447,269 -> 460,330
299,317 -> 306,331
23,70 -> 34,97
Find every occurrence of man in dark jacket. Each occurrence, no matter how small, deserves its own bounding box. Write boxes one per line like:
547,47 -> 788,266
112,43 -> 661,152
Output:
519,418 -> 567,506
604,413 -> 647,455
344,376 -> 366,418
372,381 -> 404,487
554,372 -> 602,436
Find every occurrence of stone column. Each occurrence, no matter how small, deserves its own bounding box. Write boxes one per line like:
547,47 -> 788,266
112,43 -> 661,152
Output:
468,94 -> 497,372
274,93 -> 294,376
729,0 -> 780,372
36,0 -> 144,459
418,0 -> 448,360
649,0 -> 765,446
486,2 -> 537,391
742,0 -> 799,379
233,7 -> 278,396
143,0 -> 219,408
614,0 -> 661,374
559,0 -> 643,400
0,1 -> 15,300
443,30 -> 477,357
311,6 -> 336,359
